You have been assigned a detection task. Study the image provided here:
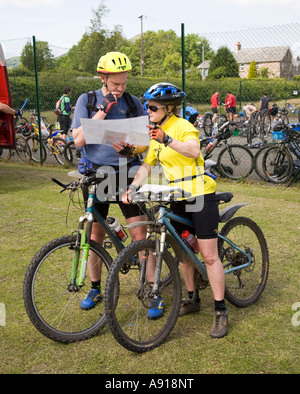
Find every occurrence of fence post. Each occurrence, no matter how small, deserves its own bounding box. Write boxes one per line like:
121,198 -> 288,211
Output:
181,23 -> 186,119
33,36 -> 43,164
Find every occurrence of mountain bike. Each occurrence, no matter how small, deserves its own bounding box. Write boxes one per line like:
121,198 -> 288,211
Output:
63,140 -> 82,167
246,111 -> 270,146
23,170 -> 163,343
262,124 -> 300,184
281,103 -> 300,121
0,99 -> 32,163
104,184 -> 269,353
201,121 -> 254,180
202,112 -> 227,136
25,112 -> 67,165
0,134 -> 32,163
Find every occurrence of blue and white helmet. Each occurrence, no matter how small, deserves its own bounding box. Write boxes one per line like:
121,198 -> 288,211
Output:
143,83 -> 185,106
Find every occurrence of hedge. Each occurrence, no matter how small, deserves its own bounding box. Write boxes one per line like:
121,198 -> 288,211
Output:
8,71 -> 300,112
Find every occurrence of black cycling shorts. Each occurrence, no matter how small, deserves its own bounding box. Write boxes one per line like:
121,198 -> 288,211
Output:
83,171 -> 144,220
170,193 -> 219,239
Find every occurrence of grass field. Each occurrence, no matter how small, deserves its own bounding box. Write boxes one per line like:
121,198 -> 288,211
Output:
0,161 -> 299,374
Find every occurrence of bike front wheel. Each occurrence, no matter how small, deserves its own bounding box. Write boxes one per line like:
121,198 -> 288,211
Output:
23,235 -> 113,343
218,216 -> 269,307
217,144 -> 254,179
105,239 -> 181,353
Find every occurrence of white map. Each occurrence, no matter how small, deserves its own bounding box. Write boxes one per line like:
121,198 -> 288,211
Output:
81,116 -> 150,146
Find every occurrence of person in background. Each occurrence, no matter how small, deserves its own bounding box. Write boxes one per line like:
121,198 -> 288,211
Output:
242,103 -> 258,120
259,92 -> 271,115
57,86 -> 74,141
225,91 -> 236,121
210,90 -> 219,125
0,102 -> 22,116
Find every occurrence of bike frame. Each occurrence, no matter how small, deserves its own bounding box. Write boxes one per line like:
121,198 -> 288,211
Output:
69,182 -> 154,288
156,205 -> 253,281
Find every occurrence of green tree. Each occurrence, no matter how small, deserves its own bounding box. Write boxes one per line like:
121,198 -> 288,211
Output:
58,1 -> 129,73
248,60 -> 257,78
20,41 -> 55,72
208,46 -> 239,80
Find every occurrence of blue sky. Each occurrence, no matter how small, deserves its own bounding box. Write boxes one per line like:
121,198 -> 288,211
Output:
0,0 -> 300,50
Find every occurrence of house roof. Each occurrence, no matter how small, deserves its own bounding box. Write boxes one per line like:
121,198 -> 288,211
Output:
233,46 -> 290,64
197,60 -> 211,69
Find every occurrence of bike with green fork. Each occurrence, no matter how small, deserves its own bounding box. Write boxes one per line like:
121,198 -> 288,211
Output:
104,184 -> 269,353
23,169 -> 153,343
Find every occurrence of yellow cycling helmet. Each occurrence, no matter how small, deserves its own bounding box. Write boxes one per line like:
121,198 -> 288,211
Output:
97,52 -> 132,74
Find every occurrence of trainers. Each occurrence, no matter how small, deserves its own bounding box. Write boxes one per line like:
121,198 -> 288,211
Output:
80,289 -> 102,310
210,310 -> 228,338
147,296 -> 164,319
179,298 -> 201,317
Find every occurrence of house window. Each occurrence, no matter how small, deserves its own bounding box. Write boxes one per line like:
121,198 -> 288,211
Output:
240,64 -> 244,71
256,63 -> 260,70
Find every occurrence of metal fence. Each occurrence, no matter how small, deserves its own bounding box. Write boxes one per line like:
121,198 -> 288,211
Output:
1,23 -> 300,181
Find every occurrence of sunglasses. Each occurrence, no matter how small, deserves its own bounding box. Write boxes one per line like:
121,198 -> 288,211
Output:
146,104 -> 165,112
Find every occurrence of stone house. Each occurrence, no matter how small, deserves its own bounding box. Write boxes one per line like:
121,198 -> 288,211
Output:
233,42 -> 295,78
197,42 -> 297,78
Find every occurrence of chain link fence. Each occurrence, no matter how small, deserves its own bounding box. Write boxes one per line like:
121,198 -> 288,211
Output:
1,23 -> 300,181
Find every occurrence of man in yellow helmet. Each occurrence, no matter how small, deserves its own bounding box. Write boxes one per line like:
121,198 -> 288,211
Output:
72,52 -> 148,310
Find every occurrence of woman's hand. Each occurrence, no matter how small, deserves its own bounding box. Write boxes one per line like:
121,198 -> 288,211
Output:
121,184 -> 138,204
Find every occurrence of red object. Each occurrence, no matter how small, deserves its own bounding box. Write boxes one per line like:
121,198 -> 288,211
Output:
0,43 -> 15,148
210,93 -> 219,108
181,230 -> 200,254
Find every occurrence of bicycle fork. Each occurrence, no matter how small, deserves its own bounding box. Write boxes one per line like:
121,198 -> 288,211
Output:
68,186 -> 95,292
137,226 -> 167,300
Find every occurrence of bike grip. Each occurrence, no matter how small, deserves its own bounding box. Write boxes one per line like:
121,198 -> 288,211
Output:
51,178 -> 67,188
21,98 -> 29,111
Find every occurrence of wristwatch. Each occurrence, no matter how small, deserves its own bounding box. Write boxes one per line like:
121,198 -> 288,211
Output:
164,135 -> 173,147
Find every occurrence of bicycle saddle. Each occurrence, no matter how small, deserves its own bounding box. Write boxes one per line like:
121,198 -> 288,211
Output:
215,192 -> 233,203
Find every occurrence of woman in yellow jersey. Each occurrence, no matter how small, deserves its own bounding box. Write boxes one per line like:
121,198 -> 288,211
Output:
121,83 -> 228,338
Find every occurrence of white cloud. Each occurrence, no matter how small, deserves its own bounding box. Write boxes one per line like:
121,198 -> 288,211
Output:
0,0 -> 61,7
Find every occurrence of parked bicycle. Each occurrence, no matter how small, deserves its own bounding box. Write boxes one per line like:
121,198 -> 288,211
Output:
201,121 -> 254,180
0,133 -> 31,163
25,111 -> 67,165
0,99 -> 32,163
262,123 -> 300,184
63,140 -> 82,167
104,184 -> 269,353
202,111 -> 227,136
281,103 -> 300,121
23,170 -> 166,343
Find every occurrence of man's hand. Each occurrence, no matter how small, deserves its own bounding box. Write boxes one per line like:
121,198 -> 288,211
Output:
113,141 -> 138,157
100,93 -> 117,114
14,109 -> 23,117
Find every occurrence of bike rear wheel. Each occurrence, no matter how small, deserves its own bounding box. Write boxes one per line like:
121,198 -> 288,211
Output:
23,235 -> 112,343
26,135 -> 47,163
217,144 -> 254,179
64,140 -> 82,167
15,135 -> 32,163
262,146 -> 294,184
218,216 -> 269,307
51,137 -> 67,165
105,239 -> 181,353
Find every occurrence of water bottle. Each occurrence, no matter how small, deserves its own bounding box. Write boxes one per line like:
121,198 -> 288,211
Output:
107,217 -> 128,242
181,230 -> 200,254
205,138 -> 218,154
